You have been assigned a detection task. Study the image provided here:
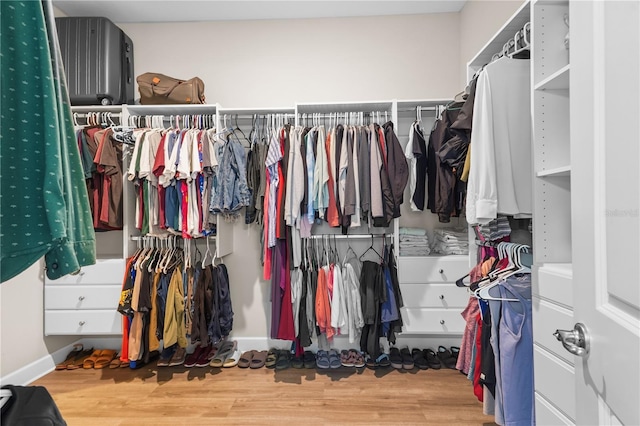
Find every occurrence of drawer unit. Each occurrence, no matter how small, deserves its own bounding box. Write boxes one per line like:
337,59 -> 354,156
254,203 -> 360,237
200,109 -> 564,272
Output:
400,308 -> 466,334
44,310 -> 122,335
44,259 -> 125,336
399,283 -> 471,309
45,285 -> 122,310
46,258 -> 125,285
398,255 -> 469,284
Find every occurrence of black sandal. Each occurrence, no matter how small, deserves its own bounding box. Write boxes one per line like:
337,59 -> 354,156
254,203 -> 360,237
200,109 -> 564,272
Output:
423,348 -> 442,369
437,346 -> 457,369
412,348 -> 429,370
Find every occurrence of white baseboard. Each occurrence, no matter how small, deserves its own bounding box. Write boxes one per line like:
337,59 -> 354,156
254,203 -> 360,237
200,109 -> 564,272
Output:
0,342 -> 81,386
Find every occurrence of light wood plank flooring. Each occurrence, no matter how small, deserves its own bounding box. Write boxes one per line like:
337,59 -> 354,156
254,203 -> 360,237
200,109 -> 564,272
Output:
33,363 -> 497,425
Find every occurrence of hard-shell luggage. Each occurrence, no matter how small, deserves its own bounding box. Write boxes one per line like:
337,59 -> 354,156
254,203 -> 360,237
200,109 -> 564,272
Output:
55,17 -> 134,105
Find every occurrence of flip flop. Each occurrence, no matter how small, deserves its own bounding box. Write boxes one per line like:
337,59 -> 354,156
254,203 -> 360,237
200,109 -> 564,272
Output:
209,340 -> 236,368
223,348 -> 241,368
237,350 -> 255,368
67,348 -> 94,370
109,357 -> 122,369
250,351 -> 267,369
55,344 -> 83,370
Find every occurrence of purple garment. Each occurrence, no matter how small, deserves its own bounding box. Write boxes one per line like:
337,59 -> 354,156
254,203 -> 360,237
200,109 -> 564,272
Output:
270,239 -> 285,339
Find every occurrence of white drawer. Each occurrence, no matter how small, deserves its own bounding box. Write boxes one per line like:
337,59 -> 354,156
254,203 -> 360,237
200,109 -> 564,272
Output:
532,296 -> 575,365
533,263 -> 573,308
400,283 -> 471,309
534,345 -> 576,421
45,285 -> 122,310
398,255 -> 469,284
45,259 -> 125,285
44,310 -> 122,335
400,308 -> 465,334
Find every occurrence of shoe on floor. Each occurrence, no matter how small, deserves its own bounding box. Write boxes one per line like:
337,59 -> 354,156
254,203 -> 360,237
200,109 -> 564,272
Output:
237,350 -> 255,368
423,348 -> 442,370
437,346 -> 457,369
303,351 -> 316,369
389,347 -> 403,369
400,347 -> 414,370
411,348 -> 429,370
328,349 -> 341,369
275,350 -> 291,370
56,344 -> 83,370
184,345 -> 207,368
223,348 -> 241,367
316,350 -> 330,369
169,347 -> 187,367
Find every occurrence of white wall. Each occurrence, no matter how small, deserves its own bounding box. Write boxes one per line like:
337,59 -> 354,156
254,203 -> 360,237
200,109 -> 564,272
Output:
118,13 -> 461,107
459,0 -> 525,84
1,2 -> 524,380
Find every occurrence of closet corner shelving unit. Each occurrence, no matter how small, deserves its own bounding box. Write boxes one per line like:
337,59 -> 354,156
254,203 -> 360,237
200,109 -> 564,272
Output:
44,102 -> 235,336
531,1 -> 576,424
394,98 -> 469,337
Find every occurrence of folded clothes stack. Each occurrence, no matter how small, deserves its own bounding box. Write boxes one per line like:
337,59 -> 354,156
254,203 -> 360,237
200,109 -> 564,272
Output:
431,228 -> 469,255
399,227 -> 430,256
477,216 -> 511,241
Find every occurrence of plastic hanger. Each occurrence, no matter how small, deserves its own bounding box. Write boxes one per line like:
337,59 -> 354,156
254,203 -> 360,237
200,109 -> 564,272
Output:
202,236 -> 212,269
359,234 -> 383,263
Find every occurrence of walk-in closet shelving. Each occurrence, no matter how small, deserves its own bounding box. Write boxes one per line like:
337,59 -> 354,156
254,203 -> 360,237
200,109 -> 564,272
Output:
531,0 -> 576,423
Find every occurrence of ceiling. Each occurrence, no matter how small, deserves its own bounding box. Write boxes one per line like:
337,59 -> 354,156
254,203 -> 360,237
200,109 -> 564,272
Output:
52,0 -> 467,23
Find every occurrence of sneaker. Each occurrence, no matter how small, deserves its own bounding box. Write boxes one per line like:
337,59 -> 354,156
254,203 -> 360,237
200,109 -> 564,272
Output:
184,345 -> 207,368
169,346 -> 187,366
157,346 -> 176,367
194,344 -> 214,367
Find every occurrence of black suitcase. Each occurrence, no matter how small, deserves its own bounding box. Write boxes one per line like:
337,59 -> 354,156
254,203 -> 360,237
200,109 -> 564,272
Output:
55,17 -> 134,106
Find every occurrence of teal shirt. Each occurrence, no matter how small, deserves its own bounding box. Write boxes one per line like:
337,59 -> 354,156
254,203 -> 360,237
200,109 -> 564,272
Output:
1,0 -> 96,281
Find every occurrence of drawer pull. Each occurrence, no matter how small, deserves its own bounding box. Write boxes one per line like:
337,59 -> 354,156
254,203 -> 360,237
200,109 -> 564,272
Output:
440,320 -> 445,325
439,269 -> 444,274
78,321 -> 86,326
78,296 -> 85,301
439,295 -> 445,300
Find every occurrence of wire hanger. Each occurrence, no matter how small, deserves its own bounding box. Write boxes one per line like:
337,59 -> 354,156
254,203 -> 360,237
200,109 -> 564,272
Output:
359,234 -> 383,262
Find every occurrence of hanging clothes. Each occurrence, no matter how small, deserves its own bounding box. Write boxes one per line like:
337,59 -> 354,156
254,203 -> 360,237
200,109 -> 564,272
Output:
466,57 -> 532,225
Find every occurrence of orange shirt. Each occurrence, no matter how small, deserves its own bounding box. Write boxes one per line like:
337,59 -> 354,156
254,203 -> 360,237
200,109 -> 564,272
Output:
315,267 -> 335,340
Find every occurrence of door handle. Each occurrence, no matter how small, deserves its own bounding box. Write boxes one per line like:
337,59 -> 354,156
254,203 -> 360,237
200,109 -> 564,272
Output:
553,322 -> 590,357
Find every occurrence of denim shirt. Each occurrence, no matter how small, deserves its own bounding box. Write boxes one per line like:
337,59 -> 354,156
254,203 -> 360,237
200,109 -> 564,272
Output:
209,132 -> 251,216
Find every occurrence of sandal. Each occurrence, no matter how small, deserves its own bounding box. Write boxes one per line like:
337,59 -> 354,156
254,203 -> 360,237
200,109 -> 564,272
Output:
400,347 -> 414,370
95,349 -> 118,369
237,350 -> 255,368
423,349 -> 442,369
340,350 -> 354,367
412,348 -> 429,370
328,349 -> 341,369
316,350 -> 330,369
209,340 -> 236,368
275,350 -> 290,370
56,344 -> 83,370
303,351 -> 316,369
223,348 -> 241,368
450,346 -> 460,363
350,350 -> 365,368
437,346 -> 457,369
265,348 -> 278,369
389,347 -> 403,369
67,348 -> 94,370
83,349 -> 104,369
291,355 -> 304,369
250,351 -> 267,369
376,353 -> 391,368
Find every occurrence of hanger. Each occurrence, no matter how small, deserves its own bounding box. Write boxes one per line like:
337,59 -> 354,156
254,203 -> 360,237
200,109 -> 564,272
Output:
359,234 -> 383,262
474,243 -> 531,301
202,235 -> 212,269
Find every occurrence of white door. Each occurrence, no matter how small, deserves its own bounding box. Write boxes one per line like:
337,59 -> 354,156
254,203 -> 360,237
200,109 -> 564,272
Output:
570,1 -> 640,424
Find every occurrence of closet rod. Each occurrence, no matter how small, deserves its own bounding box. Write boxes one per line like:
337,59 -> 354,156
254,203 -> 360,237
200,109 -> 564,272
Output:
129,235 -> 217,241
73,112 -> 121,118
396,107 -> 438,113
305,234 -> 392,240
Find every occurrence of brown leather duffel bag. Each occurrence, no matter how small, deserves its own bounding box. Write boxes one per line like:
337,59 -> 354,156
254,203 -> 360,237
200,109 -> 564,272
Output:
137,73 -> 205,105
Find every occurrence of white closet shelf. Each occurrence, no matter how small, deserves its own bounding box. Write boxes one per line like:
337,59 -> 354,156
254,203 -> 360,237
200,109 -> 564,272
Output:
126,104 -> 219,115
535,64 -> 570,91
218,107 -> 295,115
467,0 -> 530,73
533,0 -> 569,6
537,262 -> 573,279
70,105 -> 123,113
536,165 -> 571,177
296,101 -> 393,114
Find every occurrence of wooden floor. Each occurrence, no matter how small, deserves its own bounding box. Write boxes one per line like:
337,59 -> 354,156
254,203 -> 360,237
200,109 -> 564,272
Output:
33,363 -> 497,426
